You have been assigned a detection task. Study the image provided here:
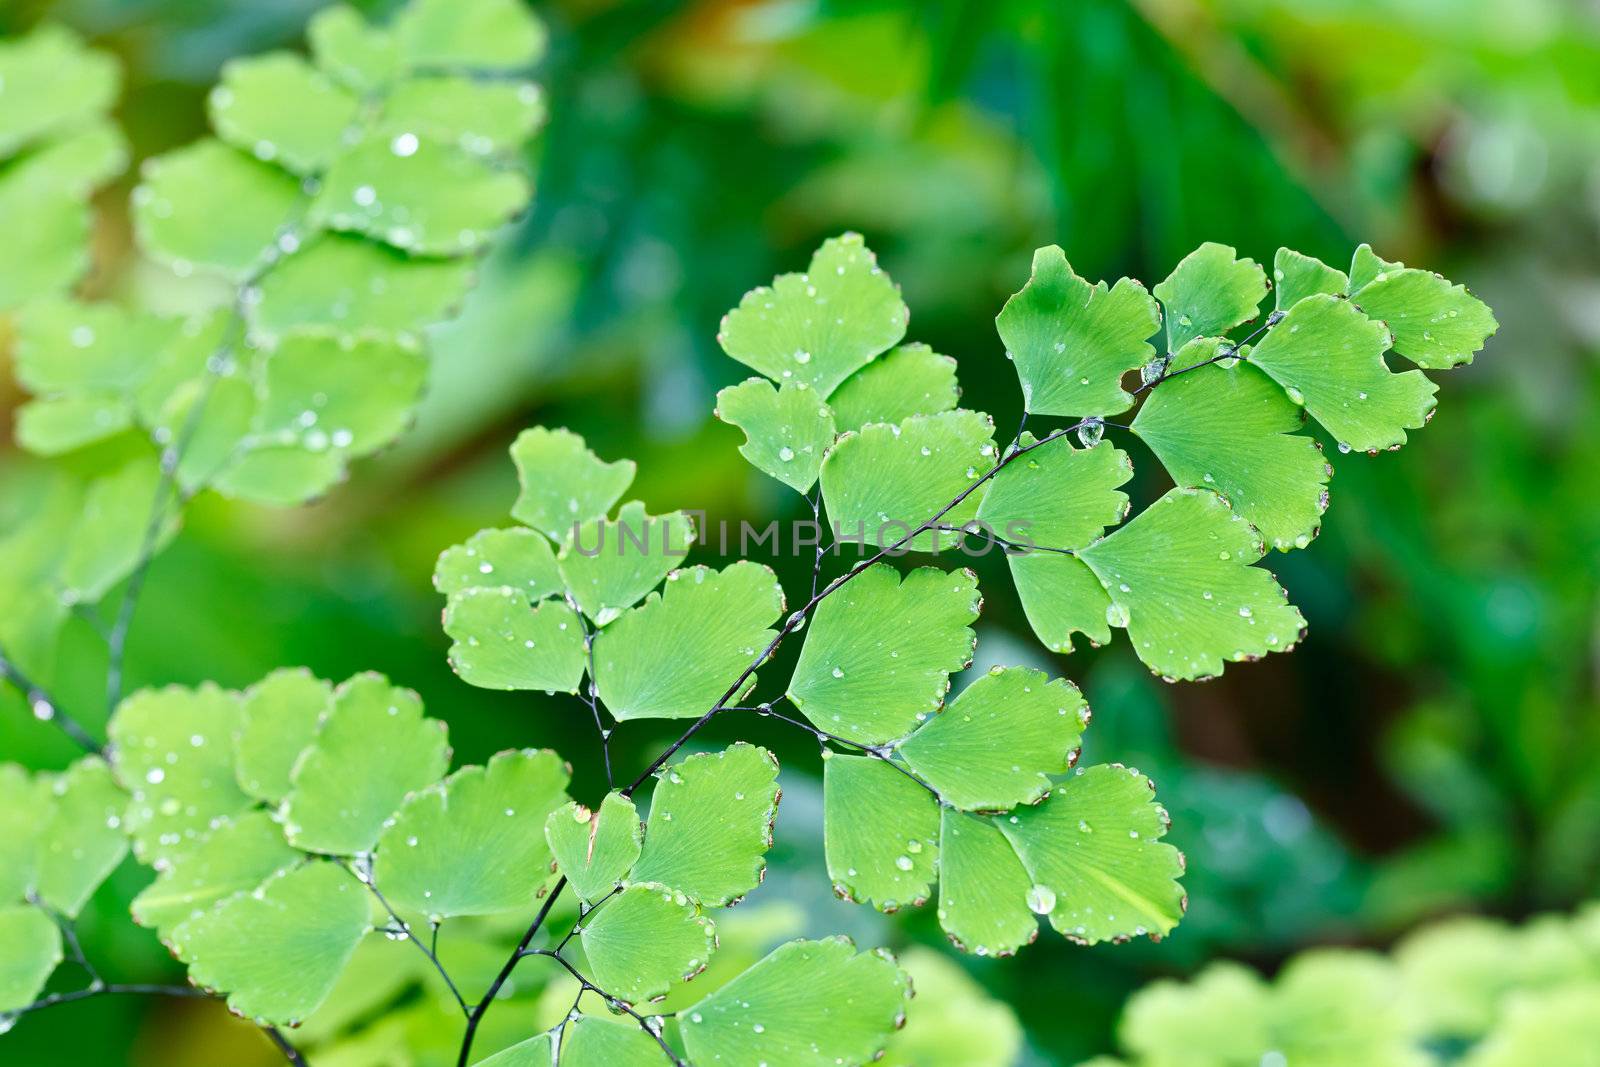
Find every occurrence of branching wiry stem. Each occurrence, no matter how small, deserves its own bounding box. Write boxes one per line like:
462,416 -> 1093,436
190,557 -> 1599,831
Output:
568,596 -> 614,788
0,645 -> 103,755
456,877 -> 569,1066
347,862 -> 469,1017
525,949 -> 684,1066
755,703 -> 941,800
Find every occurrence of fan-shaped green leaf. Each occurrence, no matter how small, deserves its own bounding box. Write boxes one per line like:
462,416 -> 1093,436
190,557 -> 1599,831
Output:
132,139 -> 301,281
443,589 -> 586,692
1078,487 -> 1306,681
558,502 -> 696,625
561,1015 -> 664,1066
170,861 -> 369,1025
1118,961 -> 1270,1064
15,394 -> 131,455
827,342 -> 960,433
718,232 -> 909,397
594,562 -> 784,720
211,444 -> 346,506
820,410 -> 996,554
714,377 -> 836,493
1007,552 -> 1112,654
823,754 -> 939,911
9,119 -> 126,192
283,673 -> 450,855
131,811 -> 299,936
681,937 -> 912,1067
393,0 -> 548,71
0,906 -> 61,1013
630,744 -> 779,906
0,766 -> 46,900
252,233 -> 474,341
35,757 -> 129,918
1132,349 -> 1331,551
109,683 -> 253,866
1463,986 -> 1600,1067
579,883 -> 716,1005
510,427 -> 636,538
309,129 -> 529,255
0,26 -> 119,157
545,793 -> 642,904
308,5 -> 398,93
0,178 -> 89,312
997,245 -> 1160,417
788,563 -> 979,745
234,667 -> 332,804
1244,292 -> 1435,453
12,299 -> 173,398
900,666 -> 1086,812
474,1034 -> 554,1067
209,53 -> 360,175
435,527 -> 561,600
1354,267 -> 1497,370
375,749 -> 569,919
1153,242 -> 1267,351
998,765 -> 1185,944
385,77 -> 545,157
255,329 -> 428,458
937,808 -> 1038,957
976,436 -> 1131,548
58,449 -> 180,604
1348,243 -> 1403,294
1273,248 -> 1346,311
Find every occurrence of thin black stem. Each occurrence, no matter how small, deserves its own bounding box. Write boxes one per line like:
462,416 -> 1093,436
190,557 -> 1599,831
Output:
0,645 -> 102,755
348,863 -> 469,1017
265,1025 -> 311,1067
569,597 -> 613,789
457,877 -> 568,1067
806,485 -> 829,601
757,703 -> 942,801
929,524 -> 1077,557
525,950 -> 683,1066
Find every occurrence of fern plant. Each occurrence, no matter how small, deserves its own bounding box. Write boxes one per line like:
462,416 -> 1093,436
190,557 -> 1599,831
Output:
0,3 -> 1500,1063
1090,903 -> 1600,1067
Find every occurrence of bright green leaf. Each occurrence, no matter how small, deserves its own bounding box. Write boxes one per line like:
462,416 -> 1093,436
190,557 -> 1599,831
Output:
1354,267 -> 1498,370
131,811 -> 299,936
1153,242 -> 1267,350
714,377 -> 836,493
1133,349 -> 1331,551
557,502 -> 696,624
255,329 -> 428,457
1273,248 -> 1346,311
579,883 -> 716,1005
171,861 -> 370,1025
0,906 -> 62,1013
561,1015 -> 664,1066
434,527 -> 562,600
1348,243 -> 1403,294
819,410 -> 996,554
393,0 -> 548,71
545,793 -> 642,904
1007,551 -> 1112,654
997,245 -> 1160,417
0,26 -> 119,158
510,427 -> 636,538
681,937 -> 912,1067
375,749 -> 570,919
1245,292 -> 1436,453
35,757 -> 130,918
976,435 -> 1131,548
900,666 -> 1086,812
442,589 -> 586,692
0,765 -> 48,900
310,129 -> 530,255
283,673 -> 450,855
234,668 -> 332,805
1078,488 -> 1306,681
630,743 -> 780,906
823,754 -> 939,911
308,5 -> 398,93
252,233 -> 474,342
594,562 -> 784,721
132,139 -> 302,281
109,683 -> 253,866
385,76 -> 545,156
788,563 -> 978,745
827,343 -> 960,433
998,764 -> 1186,944
58,449 -> 180,603
938,808 -> 1038,957
15,393 -> 132,455
718,233 -> 909,397
209,52 -> 360,175
473,1034 -> 554,1067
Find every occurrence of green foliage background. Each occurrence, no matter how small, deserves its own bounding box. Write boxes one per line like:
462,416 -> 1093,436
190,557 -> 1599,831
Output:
1,0 -> 1595,1063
